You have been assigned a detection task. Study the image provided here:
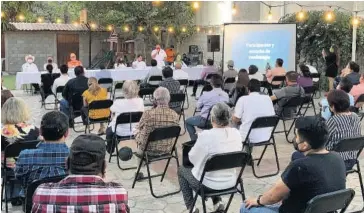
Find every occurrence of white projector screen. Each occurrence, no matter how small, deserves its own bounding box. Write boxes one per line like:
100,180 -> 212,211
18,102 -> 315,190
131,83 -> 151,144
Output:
223,23 -> 296,72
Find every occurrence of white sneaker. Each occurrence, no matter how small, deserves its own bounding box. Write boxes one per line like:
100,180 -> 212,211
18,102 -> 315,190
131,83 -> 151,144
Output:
213,201 -> 225,212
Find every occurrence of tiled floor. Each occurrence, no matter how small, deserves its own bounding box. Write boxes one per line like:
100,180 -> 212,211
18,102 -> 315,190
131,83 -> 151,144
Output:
2,88 -> 364,213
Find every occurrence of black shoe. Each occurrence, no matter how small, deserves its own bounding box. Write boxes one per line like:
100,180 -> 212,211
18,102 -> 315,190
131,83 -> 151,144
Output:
11,197 -> 23,206
191,93 -> 196,97
69,120 -> 74,128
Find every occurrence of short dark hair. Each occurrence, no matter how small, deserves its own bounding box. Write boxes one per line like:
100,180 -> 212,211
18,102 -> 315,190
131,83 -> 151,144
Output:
162,66 -> 173,78
74,66 -> 84,77
151,59 -> 157,67
170,45 -> 174,48
295,116 -> 328,149
248,65 -> 258,75
137,54 -> 142,58
40,111 -> 69,141
60,64 -> 68,74
248,79 -> 261,93
339,77 -> 353,93
1,90 -> 13,108
327,90 -> 350,113
348,61 -> 360,73
46,64 -> 53,73
207,59 -> 214,66
276,58 -> 283,67
210,74 -> 223,88
286,71 -> 298,82
300,65 -> 311,77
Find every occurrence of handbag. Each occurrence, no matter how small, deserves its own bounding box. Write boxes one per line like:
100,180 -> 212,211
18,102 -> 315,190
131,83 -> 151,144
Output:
182,140 -> 196,168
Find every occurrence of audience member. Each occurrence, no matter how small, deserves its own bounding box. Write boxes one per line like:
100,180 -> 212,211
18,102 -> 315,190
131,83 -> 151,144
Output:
106,80 -> 144,153
266,58 -> 286,85
1,89 -> 14,107
60,66 -> 88,123
40,64 -> 56,99
182,53 -> 191,66
271,71 -> 305,118
142,59 -> 162,86
223,60 -> 238,92
179,103 -> 242,213
43,56 -> 58,72
241,116 -> 346,213
297,65 -> 313,88
160,66 -> 181,108
326,90 -> 361,170
82,77 -> 110,135
321,77 -> 354,120
114,57 -> 127,69
339,61 -> 360,86
15,111 -> 69,197
248,65 -> 263,81
229,69 -> 249,105
173,62 -> 189,80
233,79 -> 275,143
350,73 -> 364,102
32,134 -> 129,212
132,54 -> 147,69
300,63 -> 319,83
323,46 -> 338,91
186,75 -> 229,141
52,64 -> 70,95
191,59 -> 219,97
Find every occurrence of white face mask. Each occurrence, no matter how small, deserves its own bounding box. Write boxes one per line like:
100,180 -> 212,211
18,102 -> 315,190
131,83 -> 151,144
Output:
27,59 -> 33,64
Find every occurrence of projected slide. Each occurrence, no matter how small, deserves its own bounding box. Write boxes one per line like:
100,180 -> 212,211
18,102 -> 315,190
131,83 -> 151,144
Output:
223,24 -> 296,72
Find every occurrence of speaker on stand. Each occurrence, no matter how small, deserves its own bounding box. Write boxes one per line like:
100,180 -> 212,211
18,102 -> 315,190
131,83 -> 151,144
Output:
207,35 -> 220,62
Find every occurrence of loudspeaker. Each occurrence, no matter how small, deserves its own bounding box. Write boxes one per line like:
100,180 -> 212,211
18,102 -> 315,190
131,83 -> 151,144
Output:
207,35 -> 220,52
189,45 -> 198,54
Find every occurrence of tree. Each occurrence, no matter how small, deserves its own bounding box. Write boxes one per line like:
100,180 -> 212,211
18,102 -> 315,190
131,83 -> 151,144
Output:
1,1 -> 35,31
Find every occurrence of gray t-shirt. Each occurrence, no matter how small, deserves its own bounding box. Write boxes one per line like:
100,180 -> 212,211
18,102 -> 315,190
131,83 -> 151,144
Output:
274,84 -> 305,117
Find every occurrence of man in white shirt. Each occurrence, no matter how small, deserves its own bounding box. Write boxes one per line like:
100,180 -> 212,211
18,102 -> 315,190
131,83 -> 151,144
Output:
52,64 -> 70,95
151,44 -> 167,68
22,54 -> 40,92
173,62 -> 189,80
142,59 -> 162,86
232,79 -> 275,143
43,56 -> 59,72
132,54 -> 147,69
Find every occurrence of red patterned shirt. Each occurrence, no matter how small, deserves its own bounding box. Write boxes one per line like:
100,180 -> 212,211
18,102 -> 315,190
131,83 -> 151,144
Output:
31,175 -> 129,213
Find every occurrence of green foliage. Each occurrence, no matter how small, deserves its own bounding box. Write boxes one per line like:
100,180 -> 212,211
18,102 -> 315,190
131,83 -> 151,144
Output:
1,1 -> 35,30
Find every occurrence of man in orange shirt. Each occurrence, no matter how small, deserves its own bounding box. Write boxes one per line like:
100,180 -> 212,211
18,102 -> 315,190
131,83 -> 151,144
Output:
165,45 -> 176,66
67,53 -> 83,68
266,58 -> 286,85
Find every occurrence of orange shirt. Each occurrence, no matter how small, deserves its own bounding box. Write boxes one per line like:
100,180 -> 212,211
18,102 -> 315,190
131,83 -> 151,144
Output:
266,67 -> 286,85
67,60 -> 82,68
165,48 -> 176,63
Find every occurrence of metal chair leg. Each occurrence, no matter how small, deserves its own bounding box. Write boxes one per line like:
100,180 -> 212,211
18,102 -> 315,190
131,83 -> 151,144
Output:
131,156 -> 144,189
189,194 -> 199,213
256,145 -> 268,166
201,192 -> 207,213
225,193 -> 235,213
356,161 -> 364,204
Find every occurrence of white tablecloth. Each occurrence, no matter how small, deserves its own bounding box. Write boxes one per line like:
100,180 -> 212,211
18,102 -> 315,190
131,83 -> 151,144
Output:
16,67 -> 203,89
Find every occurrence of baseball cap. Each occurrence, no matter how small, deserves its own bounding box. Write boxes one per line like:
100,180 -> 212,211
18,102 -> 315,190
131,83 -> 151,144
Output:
227,60 -> 234,67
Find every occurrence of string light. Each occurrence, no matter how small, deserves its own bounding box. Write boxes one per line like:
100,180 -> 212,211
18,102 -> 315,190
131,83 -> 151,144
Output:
181,27 -> 186,32
232,3 -> 237,16
138,26 -> 144,32
107,25 -> 113,31
296,8 -> 306,22
193,2 -> 199,10
324,7 -> 335,22
56,18 -> 62,24
90,23 -> 97,29
196,26 -> 200,32
153,26 -> 159,32
152,0 -> 161,7
18,14 -> 25,21
352,13 -> 360,26
168,26 -> 174,33
208,29 -> 212,34
267,7 -> 273,20
37,17 -> 44,23
1,12 -> 5,18
124,26 -> 129,32
73,21 -> 79,26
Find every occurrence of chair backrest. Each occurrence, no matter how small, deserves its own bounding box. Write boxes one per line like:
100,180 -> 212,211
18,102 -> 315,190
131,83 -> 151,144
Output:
310,73 -> 320,79
170,93 -> 186,105
204,151 -> 249,172
70,92 -> 83,111
355,94 -> 364,106
147,126 -> 181,142
25,175 -> 67,213
138,87 -> 156,98
88,99 -> 113,110
114,82 -> 124,89
271,75 -> 286,82
224,77 -> 236,84
98,78 -> 113,84
149,75 -> 163,82
178,79 -> 189,86
3,140 -> 40,167
55,86 -> 65,94
333,136 -> 364,154
281,95 -> 305,108
250,115 -> 280,129
303,188 -> 355,213
206,73 -> 217,80
303,86 -> 316,94
201,84 -> 213,93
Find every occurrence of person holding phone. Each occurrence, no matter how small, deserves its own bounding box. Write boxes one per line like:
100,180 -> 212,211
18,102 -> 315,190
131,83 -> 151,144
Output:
151,44 -> 167,68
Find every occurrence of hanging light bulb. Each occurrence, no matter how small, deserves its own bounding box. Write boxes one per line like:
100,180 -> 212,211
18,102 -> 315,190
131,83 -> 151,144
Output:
107,25 -> 113,31
56,18 -> 62,24
181,27 -> 187,32
90,23 -> 97,29
232,3 -> 237,16
196,26 -> 200,32
124,26 -> 130,32
152,0 -> 161,7
1,12 -> 5,18
73,21 -> 79,26
18,14 -> 25,21
138,26 -> 144,32
154,26 -> 159,32
193,2 -> 199,10
168,27 -> 174,33
324,7 -> 335,22
208,29 -> 212,34
267,7 -> 273,20
352,14 -> 360,26
296,8 -> 307,22
37,17 -> 44,23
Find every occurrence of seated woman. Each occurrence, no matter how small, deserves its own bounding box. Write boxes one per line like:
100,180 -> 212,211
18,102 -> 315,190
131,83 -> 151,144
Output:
114,57 -> 127,69
82,77 -> 110,135
178,103 -> 242,213
106,80 -> 144,153
1,97 -> 40,206
297,65 -> 313,88
248,65 -> 264,81
230,69 -> 249,105
1,90 -> 14,107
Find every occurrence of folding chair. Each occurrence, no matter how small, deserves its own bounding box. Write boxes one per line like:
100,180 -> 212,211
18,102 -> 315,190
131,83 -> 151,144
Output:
223,77 -> 236,93
275,96 -> 305,143
112,82 -> 124,100
197,107 -> 213,130
131,126 -> 181,198
108,111 -> 143,171
1,140 -> 40,213
243,116 -> 280,178
170,93 -> 186,135
24,175 -> 67,213
40,73 -> 60,110
193,84 -> 213,116
265,75 -> 285,95
69,92 -> 86,132
310,72 -> 321,99
303,188 -> 355,213
178,79 -> 190,109
333,136 -> 364,207
354,94 -> 364,121
138,87 -> 156,106
148,75 -> 163,87
189,151 -> 249,213
84,99 -> 113,133
53,86 -> 64,110
98,78 -> 113,98
301,86 -> 317,116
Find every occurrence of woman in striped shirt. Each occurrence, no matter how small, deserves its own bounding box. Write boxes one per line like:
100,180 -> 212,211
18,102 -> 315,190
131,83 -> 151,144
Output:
326,90 -> 362,170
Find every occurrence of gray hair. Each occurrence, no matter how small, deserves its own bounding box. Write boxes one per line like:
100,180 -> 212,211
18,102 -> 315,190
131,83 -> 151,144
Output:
175,62 -> 182,69
1,97 -> 30,124
210,102 -> 230,127
153,87 -> 170,106
122,80 -> 139,99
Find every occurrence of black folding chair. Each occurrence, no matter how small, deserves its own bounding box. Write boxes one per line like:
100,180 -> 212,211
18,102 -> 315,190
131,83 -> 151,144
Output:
197,107 -> 213,130
84,99 -> 113,133
189,151 -> 249,213
24,175 -> 67,213
1,140 -> 40,213
193,84 -> 213,116
112,82 -> 124,100
265,75 -> 286,95
138,87 -> 156,106
275,96 -> 305,143
148,75 -> 163,87
242,116 -> 280,178
98,78 -> 114,98
354,94 -> 364,121
178,79 -> 190,109
53,86 -> 65,110
40,73 -> 60,110
301,86 -> 317,116
69,92 -> 85,133
310,72 -> 321,99
223,77 -> 236,93
131,126 -> 181,198
303,188 -> 355,213
333,136 -> 364,207
108,111 -> 143,171
170,93 -> 186,135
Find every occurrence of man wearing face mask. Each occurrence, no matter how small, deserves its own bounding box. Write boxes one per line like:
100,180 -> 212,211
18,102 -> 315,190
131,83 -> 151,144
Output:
240,116 -> 346,213
151,44 -> 167,68
43,56 -> 58,72
22,54 -> 40,92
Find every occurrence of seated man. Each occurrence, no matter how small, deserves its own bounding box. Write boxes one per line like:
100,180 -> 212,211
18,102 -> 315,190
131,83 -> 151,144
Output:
67,53 -> 82,68
350,73 -> 364,102
266,58 -> 286,85
191,59 -> 219,97
141,59 -> 162,87
159,66 -> 181,108
32,134 -> 129,212
52,64 -> 70,95
223,60 -> 238,92
335,61 -> 360,87
232,79 -> 275,143
173,62 -> 189,80
186,75 -> 229,141
270,71 -> 305,118
321,77 -> 354,120
15,111 -> 69,196
240,116 -> 346,213
132,54 -> 147,69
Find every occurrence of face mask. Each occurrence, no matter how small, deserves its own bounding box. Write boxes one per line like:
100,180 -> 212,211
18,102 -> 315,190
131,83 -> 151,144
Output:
48,59 -> 52,63
27,59 -> 33,64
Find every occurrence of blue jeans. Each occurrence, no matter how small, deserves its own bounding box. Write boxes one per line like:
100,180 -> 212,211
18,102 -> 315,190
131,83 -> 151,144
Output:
60,99 -> 70,117
186,116 -> 206,141
240,203 -> 280,213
